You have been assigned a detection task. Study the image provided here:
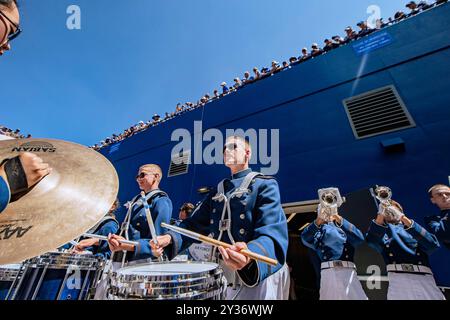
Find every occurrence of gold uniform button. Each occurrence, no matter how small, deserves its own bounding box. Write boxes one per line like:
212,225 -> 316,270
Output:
210,219 -> 214,225
136,223 -> 140,227
389,253 -> 394,257
239,229 -> 245,235
240,214 -> 245,220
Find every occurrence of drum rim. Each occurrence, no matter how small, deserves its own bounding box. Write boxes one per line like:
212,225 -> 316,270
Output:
116,260 -> 219,273
24,252 -> 104,270
108,285 -> 225,300
112,261 -> 221,283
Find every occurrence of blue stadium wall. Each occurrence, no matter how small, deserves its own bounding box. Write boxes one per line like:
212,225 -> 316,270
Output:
102,3 -> 450,286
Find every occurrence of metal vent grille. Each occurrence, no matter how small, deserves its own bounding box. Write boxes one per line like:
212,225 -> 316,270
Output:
168,151 -> 190,177
343,86 -> 415,139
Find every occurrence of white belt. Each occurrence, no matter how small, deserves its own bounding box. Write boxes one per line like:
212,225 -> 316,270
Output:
387,264 -> 433,275
321,260 -> 356,270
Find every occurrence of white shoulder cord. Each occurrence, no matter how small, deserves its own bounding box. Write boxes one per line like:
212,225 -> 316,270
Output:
210,172 -> 262,260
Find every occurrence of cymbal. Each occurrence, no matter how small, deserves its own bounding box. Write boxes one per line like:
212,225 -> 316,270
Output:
0,138 -> 119,264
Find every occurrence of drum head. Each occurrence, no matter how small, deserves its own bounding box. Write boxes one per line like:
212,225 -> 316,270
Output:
118,261 -> 218,276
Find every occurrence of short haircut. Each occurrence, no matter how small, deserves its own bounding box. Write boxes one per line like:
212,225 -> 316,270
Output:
0,0 -> 17,8
180,203 -> 195,217
428,184 -> 450,198
226,135 -> 252,152
139,164 -> 162,182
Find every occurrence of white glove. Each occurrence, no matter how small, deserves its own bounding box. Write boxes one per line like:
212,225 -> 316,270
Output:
317,204 -> 331,222
384,205 -> 405,223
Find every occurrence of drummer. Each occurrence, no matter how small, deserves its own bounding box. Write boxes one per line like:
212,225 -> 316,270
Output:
150,136 -> 290,300
107,164 -> 173,261
1,152 -> 51,214
71,199 -> 120,259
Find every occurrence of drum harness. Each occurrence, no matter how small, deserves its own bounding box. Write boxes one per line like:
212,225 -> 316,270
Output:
211,171 -> 266,300
118,189 -> 167,267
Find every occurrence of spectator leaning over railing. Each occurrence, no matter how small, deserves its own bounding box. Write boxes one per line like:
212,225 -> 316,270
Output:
220,82 -> 229,95
299,47 -> 311,62
270,60 -> 282,74
356,21 -> 374,38
344,26 -> 357,43
323,38 -> 339,52
243,71 -> 254,84
289,56 -> 298,65
394,11 -> 407,21
311,43 -> 323,57
233,77 -> 242,89
332,35 -> 345,45
253,67 -> 261,80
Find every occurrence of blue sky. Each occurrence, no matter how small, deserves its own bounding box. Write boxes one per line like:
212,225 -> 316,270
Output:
1,0 -> 409,146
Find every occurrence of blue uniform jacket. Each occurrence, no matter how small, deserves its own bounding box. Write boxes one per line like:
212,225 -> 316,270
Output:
0,176 -> 10,213
127,190 -> 173,261
165,168 -> 288,287
366,219 -> 440,267
84,219 -> 119,259
424,209 -> 450,249
301,218 -> 365,264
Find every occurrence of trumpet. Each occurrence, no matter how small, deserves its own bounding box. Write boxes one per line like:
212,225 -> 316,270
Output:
373,186 -> 393,206
317,187 -> 345,217
372,185 -> 398,218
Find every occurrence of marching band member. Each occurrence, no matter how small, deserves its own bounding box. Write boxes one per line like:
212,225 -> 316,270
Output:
150,136 -> 290,300
366,199 -> 445,300
424,184 -> 450,249
71,199 -> 120,259
301,203 -> 367,300
107,164 -> 172,262
0,152 -> 51,214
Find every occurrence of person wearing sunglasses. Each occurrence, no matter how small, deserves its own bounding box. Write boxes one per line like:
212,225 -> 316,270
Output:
150,136 -> 290,300
0,0 -> 20,56
107,164 -> 173,262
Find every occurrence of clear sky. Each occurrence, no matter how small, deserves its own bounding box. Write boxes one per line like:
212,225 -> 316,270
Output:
1,0 -> 410,146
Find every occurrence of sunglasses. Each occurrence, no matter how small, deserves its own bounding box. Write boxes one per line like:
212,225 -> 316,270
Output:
0,10 -> 21,43
223,143 -> 239,154
135,172 -> 157,180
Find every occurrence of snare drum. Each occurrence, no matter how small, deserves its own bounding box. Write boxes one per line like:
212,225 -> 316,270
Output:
107,261 -> 225,300
0,264 -> 22,300
10,252 -> 104,300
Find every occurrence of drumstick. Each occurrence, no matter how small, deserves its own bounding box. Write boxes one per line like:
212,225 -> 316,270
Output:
83,233 -> 139,246
161,223 -> 278,267
140,192 -> 164,262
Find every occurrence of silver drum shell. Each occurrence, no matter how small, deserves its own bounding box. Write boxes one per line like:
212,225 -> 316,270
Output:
107,261 -> 225,300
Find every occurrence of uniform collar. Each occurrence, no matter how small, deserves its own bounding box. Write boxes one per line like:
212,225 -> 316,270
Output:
144,188 -> 160,195
231,168 -> 252,180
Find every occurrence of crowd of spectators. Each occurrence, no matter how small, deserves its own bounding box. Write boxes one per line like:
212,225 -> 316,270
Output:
92,0 -> 447,150
0,125 -> 31,139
